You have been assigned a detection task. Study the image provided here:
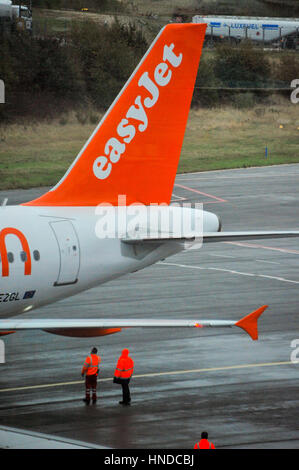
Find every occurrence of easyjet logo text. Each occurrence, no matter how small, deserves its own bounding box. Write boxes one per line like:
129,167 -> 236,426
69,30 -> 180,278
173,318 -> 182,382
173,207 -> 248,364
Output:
0,228 -> 31,277
93,43 -> 183,180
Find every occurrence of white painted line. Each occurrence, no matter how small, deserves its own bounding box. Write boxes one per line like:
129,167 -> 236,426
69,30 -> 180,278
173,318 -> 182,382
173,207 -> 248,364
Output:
225,241 -> 299,255
209,267 -> 256,277
256,259 -> 281,265
171,193 -> 186,201
209,254 -> 236,259
160,262 -> 299,285
258,275 -> 299,284
160,262 -> 205,270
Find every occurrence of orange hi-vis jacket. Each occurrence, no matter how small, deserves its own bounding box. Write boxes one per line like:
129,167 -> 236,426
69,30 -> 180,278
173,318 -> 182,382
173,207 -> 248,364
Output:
194,439 -> 215,449
82,354 -> 101,376
114,349 -> 134,379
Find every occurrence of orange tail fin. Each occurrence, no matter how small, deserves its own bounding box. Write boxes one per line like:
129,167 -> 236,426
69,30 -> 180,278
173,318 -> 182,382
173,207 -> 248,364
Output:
235,305 -> 268,340
24,23 -> 206,207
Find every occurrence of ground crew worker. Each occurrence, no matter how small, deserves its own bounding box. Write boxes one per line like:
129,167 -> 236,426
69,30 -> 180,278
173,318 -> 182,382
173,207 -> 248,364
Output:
113,348 -> 134,406
194,431 -> 215,449
81,347 -> 101,405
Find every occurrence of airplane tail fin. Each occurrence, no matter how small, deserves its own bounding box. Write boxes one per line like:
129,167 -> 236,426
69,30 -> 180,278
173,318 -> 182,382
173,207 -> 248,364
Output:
24,23 -> 206,207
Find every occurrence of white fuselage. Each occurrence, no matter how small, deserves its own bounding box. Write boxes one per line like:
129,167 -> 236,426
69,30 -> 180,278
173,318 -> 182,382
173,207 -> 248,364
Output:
0,205 -> 220,319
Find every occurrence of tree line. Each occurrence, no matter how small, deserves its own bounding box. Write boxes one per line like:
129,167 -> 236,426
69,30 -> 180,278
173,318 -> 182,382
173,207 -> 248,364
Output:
0,20 -> 298,122
193,42 -> 299,108
0,20 -> 147,121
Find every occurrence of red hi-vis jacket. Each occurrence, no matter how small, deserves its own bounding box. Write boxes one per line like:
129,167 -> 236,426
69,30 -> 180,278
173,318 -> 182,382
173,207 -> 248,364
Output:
114,349 -> 134,379
82,354 -> 101,376
194,439 -> 215,449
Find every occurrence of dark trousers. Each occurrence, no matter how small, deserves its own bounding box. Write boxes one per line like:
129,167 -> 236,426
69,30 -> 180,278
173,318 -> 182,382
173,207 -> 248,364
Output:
121,379 -> 131,403
85,374 -> 98,400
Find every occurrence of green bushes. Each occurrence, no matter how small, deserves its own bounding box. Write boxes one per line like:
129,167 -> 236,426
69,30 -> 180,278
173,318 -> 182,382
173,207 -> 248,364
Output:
70,20 -> 147,108
1,19 -> 298,122
192,55 -> 222,107
0,33 -> 85,120
214,42 -> 271,88
191,41 -> 285,109
0,20 -> 148,121
272,54 -> 299,85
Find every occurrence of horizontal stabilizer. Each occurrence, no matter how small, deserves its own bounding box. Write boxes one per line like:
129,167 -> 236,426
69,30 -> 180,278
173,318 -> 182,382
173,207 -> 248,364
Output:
0,307 -> 267,339
122,233 -> 197,244
122,230 -> 299,245
202,231 -> 299,243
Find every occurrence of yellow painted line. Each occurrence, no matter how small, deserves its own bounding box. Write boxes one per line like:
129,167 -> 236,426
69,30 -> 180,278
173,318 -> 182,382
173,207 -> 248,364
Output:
0,361 -> 296,394
135,361 -> 296,378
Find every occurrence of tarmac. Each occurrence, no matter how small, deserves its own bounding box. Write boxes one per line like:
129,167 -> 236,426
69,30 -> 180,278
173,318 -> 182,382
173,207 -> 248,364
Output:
0,163 -> 299,449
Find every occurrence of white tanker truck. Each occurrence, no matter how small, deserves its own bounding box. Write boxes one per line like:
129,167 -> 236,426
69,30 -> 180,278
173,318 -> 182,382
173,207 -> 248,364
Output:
193,15 -> 299,49
0,0 -> 32,34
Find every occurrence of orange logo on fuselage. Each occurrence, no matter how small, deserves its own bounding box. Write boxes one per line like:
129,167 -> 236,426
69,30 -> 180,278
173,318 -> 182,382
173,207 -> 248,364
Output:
0,228 -> 31,277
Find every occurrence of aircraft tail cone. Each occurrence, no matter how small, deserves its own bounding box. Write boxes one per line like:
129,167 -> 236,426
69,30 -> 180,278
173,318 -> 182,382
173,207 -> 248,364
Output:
235,305 -> 268,340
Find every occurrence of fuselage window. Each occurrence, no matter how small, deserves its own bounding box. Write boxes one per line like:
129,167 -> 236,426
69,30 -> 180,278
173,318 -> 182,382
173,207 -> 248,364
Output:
7,252 -> 14,263
20,251 -> 27,262
33,250 -> 40,261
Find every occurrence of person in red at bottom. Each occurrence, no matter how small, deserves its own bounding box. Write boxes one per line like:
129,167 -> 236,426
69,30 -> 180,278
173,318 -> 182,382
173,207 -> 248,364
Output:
113,348 -> 134,406
194,431 -> 215,449
81,347 -> 101,405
